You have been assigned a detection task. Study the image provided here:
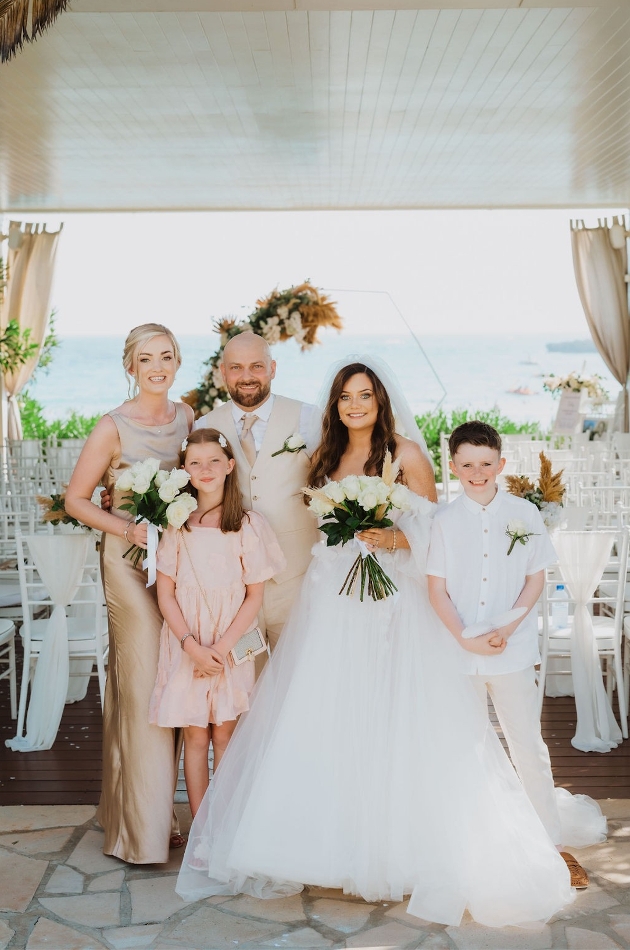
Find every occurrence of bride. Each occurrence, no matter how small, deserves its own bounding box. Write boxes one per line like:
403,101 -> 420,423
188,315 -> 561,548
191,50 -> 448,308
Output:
176,356 -> 573,928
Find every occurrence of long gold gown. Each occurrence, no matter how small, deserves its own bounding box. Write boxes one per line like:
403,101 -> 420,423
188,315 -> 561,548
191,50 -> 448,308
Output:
98,403 -> 189,864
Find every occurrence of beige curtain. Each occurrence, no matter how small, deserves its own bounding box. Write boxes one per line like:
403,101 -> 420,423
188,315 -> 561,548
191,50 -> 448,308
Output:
2,221 -> 62,439
571,218 -> 630,431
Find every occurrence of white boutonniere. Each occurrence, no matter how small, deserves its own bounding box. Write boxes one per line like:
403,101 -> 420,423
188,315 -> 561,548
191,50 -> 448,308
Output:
505,519 -> 538,555
272,433 -> 307,458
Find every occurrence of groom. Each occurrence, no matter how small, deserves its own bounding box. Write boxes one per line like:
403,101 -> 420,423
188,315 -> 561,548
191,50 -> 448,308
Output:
195,331 -> 320,659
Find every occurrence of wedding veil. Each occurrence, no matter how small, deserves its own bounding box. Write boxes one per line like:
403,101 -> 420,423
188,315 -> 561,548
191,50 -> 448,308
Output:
308,353 -> 433,466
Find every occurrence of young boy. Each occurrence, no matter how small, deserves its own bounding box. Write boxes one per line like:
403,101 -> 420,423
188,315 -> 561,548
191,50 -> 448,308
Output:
426,420 -> 589,889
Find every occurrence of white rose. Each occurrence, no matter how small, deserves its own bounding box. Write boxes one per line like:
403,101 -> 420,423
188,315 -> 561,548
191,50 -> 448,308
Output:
323,481 -> 345,505
168,468 -> 190,489
286,433 -> 305,451
154,470 -> 169,488
200,405 -> 210,415
358,490 -> 378,511
358,475 -> 377,492
140,458 -> 161,479
375,481 -> 390,504
263,324 -> 281,344
132,475 -> 151,495
309,496 -> 335,517
340,475 -> 360,500
507,519 -> 527,534
158,480 -> 179,503
276,306 -> 289,320
166,494 -> 197,529
390,484 -> 412,510
115,470 -> 134,491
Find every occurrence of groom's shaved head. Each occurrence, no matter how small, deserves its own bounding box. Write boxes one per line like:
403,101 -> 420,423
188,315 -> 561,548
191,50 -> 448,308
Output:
222,331 -> 273,366
221,331 -> 276,409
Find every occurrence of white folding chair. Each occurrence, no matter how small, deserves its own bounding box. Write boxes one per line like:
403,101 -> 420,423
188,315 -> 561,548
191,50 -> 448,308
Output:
537,527 -> 629,739
14,532 -> 108,744
0,510 -> 37,622
0,619 -> 17,718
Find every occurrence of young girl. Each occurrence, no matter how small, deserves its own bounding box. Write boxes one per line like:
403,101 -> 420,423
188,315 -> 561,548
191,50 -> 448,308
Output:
149,428 -> 285,817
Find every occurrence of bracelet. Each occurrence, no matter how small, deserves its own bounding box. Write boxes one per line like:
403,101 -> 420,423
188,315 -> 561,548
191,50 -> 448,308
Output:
123,521 -> 133,543
180,633 -> 195,650
387,529 -> 397,554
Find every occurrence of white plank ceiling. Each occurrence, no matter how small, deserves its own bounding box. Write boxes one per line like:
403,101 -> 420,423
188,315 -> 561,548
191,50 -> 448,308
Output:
1,2 -> 630,211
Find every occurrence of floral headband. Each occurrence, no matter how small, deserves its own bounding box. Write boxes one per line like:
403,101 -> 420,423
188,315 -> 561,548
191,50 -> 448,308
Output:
181,433 -> 227,452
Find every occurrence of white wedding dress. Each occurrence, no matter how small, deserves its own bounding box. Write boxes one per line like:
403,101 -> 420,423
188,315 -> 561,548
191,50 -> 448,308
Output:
177,494 -> 575,927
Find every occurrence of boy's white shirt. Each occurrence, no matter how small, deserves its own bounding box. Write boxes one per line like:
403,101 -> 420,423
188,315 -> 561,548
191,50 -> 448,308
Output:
427,489 -> 557,675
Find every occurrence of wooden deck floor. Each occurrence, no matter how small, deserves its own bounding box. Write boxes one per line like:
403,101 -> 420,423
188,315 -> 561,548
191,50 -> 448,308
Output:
0,667 -> 628,806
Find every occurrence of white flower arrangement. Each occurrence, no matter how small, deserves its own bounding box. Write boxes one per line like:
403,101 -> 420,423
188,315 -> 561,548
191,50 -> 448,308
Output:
115,459 -> 198,568
303,454 -> 412,601
543,372 -> 608,401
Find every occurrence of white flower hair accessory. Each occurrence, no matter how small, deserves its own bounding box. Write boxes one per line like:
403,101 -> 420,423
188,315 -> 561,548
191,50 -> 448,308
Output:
181,439 -> 188,451
218,433 -> 227,448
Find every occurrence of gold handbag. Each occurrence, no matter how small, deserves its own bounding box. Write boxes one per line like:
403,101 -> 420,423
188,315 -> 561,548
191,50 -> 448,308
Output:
180,531 -> 268,666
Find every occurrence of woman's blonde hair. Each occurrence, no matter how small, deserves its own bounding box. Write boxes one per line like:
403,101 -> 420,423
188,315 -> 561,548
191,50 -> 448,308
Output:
122,324 -> 182,398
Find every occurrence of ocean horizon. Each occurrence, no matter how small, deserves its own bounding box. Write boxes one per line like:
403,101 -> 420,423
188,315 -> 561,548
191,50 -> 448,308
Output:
29,331 -> 616,429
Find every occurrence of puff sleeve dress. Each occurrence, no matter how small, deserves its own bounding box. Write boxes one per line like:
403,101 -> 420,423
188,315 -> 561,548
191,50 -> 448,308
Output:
150,511 -> 286,727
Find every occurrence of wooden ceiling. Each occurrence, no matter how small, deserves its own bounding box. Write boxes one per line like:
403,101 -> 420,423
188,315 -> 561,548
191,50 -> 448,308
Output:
1,1 -> 630,211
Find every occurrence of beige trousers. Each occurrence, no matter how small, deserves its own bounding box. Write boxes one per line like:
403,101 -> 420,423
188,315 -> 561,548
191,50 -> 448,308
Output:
255,573 -> 306,677
470,666 -> 562,846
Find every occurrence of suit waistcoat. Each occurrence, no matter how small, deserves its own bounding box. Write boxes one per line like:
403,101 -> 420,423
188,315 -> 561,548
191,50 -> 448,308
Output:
198,396 -> 318,584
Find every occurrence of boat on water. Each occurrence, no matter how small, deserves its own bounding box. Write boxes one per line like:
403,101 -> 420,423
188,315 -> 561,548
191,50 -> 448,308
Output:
506,386 -> 536,396
546,339 -> 596,353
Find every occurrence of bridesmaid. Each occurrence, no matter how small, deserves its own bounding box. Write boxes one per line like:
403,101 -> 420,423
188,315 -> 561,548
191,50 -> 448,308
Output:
66,323 -> 193,864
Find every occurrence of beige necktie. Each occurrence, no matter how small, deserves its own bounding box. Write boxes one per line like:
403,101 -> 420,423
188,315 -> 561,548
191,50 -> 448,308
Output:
240,413 -> 259,467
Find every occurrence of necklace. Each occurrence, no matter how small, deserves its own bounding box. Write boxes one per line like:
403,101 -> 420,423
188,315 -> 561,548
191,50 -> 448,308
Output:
196,502 -> 223,524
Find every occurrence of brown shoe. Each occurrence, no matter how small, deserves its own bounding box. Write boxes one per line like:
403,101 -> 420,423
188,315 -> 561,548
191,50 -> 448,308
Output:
561,852 -> 589,888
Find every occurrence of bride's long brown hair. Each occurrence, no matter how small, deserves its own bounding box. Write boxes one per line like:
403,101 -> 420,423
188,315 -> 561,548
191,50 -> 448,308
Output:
307,363 -> 397,488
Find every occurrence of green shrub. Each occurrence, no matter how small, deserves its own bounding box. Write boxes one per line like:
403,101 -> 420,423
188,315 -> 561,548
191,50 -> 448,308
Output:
19,391 -> 100,440
416,408 -> 541,482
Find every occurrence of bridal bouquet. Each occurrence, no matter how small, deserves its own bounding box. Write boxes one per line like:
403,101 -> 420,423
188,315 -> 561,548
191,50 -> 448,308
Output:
115,458 -> 197,583
303,452 -> 411,602
505,452 -> 565,529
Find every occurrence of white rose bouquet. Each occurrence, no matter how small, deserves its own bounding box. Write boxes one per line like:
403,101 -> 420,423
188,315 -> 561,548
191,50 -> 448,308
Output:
303,452 -> 411,602
115,458 -> 198,580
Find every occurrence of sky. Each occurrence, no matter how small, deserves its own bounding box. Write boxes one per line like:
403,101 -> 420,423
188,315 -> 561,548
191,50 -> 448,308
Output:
2,207 -> 626,338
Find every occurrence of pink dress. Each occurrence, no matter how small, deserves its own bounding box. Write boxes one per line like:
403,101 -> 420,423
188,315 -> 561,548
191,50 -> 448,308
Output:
149,512 -> 286,727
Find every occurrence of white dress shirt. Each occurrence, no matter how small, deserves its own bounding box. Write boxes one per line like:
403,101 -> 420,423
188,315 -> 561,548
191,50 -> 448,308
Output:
231,394 -> 319,455
427,490 -> 557,676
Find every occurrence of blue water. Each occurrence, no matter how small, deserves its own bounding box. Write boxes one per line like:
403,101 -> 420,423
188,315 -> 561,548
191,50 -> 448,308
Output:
28,332 -> 616,428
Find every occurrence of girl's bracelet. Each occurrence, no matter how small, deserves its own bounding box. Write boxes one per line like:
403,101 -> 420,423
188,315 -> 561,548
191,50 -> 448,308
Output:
180,633 -> 196,651
387,529 -> 397,554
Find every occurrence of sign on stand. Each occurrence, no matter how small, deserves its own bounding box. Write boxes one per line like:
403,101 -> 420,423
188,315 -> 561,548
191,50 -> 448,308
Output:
553,390 -> 585,435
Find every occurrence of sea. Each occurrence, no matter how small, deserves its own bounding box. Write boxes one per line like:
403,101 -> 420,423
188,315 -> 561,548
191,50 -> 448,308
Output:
27,332 -> 617,430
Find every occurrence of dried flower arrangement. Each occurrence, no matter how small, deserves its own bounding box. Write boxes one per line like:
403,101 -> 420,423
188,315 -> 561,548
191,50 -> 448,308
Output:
505,452 -> 566,529
181,281 -> 343,418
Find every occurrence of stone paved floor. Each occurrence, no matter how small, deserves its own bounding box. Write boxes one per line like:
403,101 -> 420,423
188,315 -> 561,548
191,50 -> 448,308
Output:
1,801 -> 629,950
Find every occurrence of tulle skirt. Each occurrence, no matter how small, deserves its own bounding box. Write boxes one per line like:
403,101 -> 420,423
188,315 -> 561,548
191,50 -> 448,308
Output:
177,541 -> 575,927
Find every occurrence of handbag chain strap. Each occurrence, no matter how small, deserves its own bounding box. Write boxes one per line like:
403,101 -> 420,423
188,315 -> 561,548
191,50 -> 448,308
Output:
180,530 -> 220,639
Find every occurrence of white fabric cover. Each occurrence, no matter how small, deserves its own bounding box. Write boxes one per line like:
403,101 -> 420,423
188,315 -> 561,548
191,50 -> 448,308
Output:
553,531 -> 622,753
6,533 -> 89,752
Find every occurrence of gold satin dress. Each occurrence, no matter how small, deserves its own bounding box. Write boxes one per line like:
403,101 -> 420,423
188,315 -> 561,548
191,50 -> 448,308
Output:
98,404 -> 189,864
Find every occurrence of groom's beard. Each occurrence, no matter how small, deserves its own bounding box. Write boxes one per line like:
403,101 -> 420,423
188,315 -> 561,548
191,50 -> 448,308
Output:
228,380 -> 272,409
